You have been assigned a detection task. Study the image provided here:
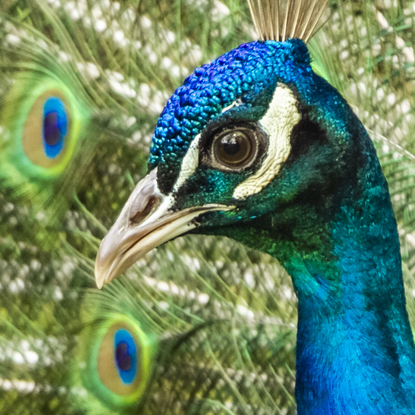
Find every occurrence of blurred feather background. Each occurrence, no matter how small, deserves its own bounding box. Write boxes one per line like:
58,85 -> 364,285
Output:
0,0 -> 415,414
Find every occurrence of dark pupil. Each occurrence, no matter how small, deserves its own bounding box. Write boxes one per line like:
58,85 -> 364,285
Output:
216,131 -> 252,166
221,135 -> 240,155
115,341 -> 132,371
43,112 -> 61,146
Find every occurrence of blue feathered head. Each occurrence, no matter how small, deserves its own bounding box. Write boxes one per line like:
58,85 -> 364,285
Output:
95,1 -> 370,288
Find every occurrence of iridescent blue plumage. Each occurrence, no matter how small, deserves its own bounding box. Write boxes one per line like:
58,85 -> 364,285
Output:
150,39 -> 312,192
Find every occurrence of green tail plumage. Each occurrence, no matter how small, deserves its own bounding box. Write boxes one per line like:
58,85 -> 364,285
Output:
75,283 -> 158,413
72,242 -> 297,414
0,3 -> 126,219
0,65 -> 91,209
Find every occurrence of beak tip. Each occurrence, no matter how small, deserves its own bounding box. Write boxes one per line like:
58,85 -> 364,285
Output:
95,270 -> 104,289
95,252 -> 109,289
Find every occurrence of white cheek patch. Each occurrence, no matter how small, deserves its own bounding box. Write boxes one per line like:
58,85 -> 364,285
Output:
173,134 -> 201,192
233,84 -> 301,200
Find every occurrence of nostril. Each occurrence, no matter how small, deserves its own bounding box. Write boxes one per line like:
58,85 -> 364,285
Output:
129,195 -> 162,226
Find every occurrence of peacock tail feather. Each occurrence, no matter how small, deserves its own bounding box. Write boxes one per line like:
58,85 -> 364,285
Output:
69,254 -> 295,414
75,281 -> 159,413
0,61 -> 92,210
1,0 -> 415,414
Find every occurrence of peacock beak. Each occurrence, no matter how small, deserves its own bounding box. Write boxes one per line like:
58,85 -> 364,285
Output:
95,168 -> 231,288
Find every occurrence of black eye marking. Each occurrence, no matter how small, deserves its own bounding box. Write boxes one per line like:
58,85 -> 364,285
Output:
43,112 -> 61,146
115,341 -> 132,371
201,122 -> 268,172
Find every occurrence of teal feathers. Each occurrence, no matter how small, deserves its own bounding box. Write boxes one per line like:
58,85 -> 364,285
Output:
0,5 -> 297,413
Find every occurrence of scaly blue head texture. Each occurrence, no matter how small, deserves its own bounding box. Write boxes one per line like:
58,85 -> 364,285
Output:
143,39 -> 415,414
150,39 -> 311,192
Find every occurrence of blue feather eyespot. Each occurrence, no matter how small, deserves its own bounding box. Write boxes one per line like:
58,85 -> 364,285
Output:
114,329 -> 138,384
20,90 -> 74,170
42,97 -> 68,159
0,75 -> 92,212
0,77 -> 88,190
79,315 -> 156,410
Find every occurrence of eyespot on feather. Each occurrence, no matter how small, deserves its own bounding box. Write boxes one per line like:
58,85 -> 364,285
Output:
79,314 -> 156,409
42,97 -> 68,157
0,76 -> 89,185
17,82 -> 85,176
0,73 -> 94,216
22,90 -> 73,169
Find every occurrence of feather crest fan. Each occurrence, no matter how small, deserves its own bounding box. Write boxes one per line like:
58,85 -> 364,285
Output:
247,0 -> 329,42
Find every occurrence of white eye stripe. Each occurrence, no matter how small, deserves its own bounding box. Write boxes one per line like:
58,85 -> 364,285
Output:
172,96 -> 243,193
233,84 -> 301,200
173,134 -> 201,192
221,98 -> 243,113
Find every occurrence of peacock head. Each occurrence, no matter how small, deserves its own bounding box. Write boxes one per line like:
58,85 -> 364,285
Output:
95,38 -> 367,288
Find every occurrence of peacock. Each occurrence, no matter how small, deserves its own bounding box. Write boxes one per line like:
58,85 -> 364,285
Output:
95,0 -> 415,414
1,0 -> 415,414
0,1 -> 300,413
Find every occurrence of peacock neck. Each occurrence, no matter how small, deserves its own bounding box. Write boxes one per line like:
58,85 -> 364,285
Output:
290,194 -> 415,415
278,159 -> 415,414
286,150 -> 415,414
213,141 -> 415,414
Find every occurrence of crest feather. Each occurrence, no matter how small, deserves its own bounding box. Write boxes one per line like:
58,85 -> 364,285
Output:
247,0 -> 329,42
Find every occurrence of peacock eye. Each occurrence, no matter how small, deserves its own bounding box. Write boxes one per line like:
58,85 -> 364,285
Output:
213,130 -> 256,169
210,126 -> 265,170
80,315 -> 156,409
